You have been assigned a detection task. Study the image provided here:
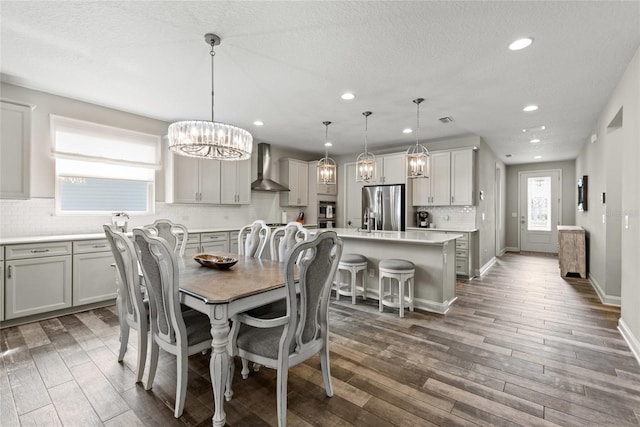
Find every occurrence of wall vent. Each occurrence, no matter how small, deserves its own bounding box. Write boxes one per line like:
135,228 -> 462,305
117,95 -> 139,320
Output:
438,116 -> 454,123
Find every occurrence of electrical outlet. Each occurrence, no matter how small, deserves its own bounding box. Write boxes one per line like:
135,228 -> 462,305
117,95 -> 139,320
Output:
369,269 -> 375,277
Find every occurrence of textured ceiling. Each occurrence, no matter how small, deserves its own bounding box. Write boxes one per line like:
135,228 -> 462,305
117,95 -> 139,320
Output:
1,1 -> 639,164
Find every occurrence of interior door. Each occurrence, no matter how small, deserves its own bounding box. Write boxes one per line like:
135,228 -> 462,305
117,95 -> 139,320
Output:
519,170 -> 561,253
345,163 -> 365,228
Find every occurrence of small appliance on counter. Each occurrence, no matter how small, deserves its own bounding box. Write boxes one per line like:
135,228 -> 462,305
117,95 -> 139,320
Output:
417,211 -> 430,228
112,212 -> 129,232
318,201 -> 336,228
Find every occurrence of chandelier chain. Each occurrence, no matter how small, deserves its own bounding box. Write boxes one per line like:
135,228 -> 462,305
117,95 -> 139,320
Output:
210,42 -> 216,123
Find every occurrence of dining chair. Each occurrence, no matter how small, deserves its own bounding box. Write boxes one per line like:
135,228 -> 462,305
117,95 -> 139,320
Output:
229,230 -> 343,427
238,220 -> 270,258
132,227 -> 212,418
269,222 -> 309,262
146,219 -> 188,256
103,224 -> 148,383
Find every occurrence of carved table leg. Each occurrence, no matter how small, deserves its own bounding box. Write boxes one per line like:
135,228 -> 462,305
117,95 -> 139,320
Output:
210,307 -> 230,427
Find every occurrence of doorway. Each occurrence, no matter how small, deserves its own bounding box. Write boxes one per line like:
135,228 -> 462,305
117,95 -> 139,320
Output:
518,169 -> 562,253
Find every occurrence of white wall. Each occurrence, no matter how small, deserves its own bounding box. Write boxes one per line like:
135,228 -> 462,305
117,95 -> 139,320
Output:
0,83 -> 319,237
576,45 -> 640,357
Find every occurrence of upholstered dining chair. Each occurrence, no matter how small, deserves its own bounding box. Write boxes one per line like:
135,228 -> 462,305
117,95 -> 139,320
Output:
146,219 -> 188,256
103,224 -> 148,383
270,222 -> 309,262
132,227 -> 212,418
238,220 -> 270,258
229,230 -> 343,427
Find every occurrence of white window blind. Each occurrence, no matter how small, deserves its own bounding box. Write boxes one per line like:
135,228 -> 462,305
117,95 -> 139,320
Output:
51,115 -> 161,214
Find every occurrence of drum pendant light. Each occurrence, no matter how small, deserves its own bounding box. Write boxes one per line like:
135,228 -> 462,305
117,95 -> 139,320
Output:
168,33 -> 253,161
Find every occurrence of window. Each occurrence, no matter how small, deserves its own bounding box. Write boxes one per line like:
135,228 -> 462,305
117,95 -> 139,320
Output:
51,115 -> 160,214
527,176 -> 551,231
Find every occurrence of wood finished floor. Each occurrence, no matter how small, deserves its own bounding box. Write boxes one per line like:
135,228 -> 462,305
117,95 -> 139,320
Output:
2,252 -> 639,426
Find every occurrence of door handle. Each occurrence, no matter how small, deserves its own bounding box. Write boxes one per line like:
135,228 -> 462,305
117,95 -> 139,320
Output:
7,265 -> 12,279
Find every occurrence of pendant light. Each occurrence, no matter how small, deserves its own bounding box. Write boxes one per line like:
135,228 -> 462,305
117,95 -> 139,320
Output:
168,33 -> 253,161
317,121 -> 336,185
356,111 -> 376,182
406,98 -> 430,178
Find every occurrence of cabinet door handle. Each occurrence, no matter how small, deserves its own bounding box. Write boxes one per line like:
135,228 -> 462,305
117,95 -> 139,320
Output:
31,249 -> 50,253
93,244 -> 107,248
7,265 -> 12,279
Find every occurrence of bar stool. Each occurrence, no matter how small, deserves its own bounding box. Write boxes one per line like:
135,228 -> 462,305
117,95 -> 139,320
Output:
334,253 -> 368,304
378,259 -> 415,317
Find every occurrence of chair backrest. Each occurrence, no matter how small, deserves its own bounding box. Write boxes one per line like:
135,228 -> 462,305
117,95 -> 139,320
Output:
270,222 -> 309,262
283,230 -> 342,355
147,219 -> 188,257
103,224 -> 146,325
238,220 -> 271,258
133,227 -> 187,346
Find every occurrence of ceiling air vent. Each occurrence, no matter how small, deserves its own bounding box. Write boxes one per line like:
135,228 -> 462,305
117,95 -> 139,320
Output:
438,116 -> 454,124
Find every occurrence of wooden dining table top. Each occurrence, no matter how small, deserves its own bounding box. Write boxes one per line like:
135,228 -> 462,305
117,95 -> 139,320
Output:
178,252 -> 289,304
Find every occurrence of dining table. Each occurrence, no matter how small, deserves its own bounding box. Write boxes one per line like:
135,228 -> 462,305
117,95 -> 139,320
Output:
177,252 -> 290,427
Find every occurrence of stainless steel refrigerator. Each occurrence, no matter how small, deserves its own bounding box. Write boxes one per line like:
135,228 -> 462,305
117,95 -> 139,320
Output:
362,184 -> 405,231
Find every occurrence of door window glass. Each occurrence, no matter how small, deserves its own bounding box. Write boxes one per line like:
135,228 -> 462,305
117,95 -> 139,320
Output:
527,177 -> 551,231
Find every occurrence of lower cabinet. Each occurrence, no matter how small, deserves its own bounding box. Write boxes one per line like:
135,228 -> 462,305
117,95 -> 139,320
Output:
180,231 -> 233,256
72,239 -> 117,306
5,242 -> 73,319
229,231 -> 239,254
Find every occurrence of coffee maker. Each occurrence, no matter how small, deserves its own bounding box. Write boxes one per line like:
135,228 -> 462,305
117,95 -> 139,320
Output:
417,211 -> 430,228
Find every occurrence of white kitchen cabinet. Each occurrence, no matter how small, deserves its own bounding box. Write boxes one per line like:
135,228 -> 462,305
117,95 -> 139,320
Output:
5,242 -> 73,319
200,232 -> 229,253
182,234 -> 202,256
72,239 -> 117,306
279,159 -> 309,206
412,148 -> 474,206
229,231 -> 239,254
450,149 -> 474,206
370,152 -> 406,185
0,100 -> 31,199
167,153 -> 221,204
220,159 -> 251,204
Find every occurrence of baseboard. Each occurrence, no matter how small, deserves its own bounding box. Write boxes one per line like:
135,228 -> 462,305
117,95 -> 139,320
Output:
618,318 -> 640,367
0,299 -> 116,329
413,296 -> 457,315
505,246 -> 520,253
478,257 -> 497,276
588,273 -> 621,307
497,248 -> 507,256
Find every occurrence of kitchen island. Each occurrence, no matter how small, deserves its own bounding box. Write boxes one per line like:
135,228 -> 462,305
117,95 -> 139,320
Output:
325,228 -> 460,314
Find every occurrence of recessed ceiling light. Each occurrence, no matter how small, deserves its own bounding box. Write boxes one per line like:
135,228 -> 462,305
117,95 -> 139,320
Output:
509,38 -> 533,51
324,142 -> 332,147
522,125 -> 546,132
530,138 -> 540,143
341,92 -> 355,100
402,128 -> 413,134
534,155 -> 542,159
506,154 -> 512,158
523,105 -> 538,112
253,120 -> 264,126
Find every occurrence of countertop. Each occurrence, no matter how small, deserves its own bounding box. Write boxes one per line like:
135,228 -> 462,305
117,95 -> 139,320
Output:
406,226 -> 478,233
321,228 -> 461,245
0,224 -> 319,245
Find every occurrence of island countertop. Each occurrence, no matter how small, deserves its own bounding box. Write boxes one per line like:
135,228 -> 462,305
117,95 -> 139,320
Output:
325,228 -> 461,245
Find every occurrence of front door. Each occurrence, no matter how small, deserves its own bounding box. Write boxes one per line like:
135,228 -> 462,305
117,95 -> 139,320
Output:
519,170 -> 561,253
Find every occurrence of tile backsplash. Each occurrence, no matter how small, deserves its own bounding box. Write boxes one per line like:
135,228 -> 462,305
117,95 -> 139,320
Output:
0,193 -> 303,238
416,206 -> 476,229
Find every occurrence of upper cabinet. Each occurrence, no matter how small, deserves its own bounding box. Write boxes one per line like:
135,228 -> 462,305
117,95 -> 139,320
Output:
412,148 -> 475,206
167,154 -> 221,204
166,150 -> 251,205
220,160 -> 251,204
370,152 -> 406,185
1,100 -> 31,199
280,159 -> 308,206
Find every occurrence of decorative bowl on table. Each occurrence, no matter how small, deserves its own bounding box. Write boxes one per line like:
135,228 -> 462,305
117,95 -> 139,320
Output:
194,254 -> 238,270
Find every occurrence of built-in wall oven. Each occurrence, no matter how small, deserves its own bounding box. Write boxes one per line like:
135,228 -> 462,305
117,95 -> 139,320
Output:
318,201 -> 336,228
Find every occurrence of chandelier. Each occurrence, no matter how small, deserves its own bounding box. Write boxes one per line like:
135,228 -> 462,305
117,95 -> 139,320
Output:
406,98 -> 430,178
317,121 -> 337,185
168,33 -> 253,161
356,111 -> 376,182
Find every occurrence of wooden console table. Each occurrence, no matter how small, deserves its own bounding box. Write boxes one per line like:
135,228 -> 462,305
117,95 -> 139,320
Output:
557,225 -> 586,278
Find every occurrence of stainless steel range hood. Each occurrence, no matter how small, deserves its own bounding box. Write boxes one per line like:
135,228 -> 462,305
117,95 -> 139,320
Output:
250,143 -> 290,192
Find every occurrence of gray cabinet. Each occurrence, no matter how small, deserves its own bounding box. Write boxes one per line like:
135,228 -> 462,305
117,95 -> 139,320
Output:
280,159 -> 309,206
558,226 -> 586,278
5,242 -> 73,319
0,100 -> 31,199
72,239 -> 117,305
